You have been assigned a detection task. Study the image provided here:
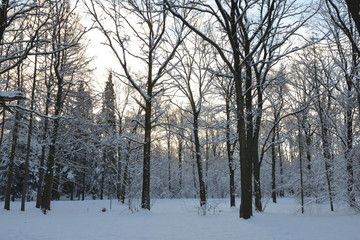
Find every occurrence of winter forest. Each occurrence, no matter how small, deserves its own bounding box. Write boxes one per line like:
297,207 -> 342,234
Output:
0,0 -> 360,238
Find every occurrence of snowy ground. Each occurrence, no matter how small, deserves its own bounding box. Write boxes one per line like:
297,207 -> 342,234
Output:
0,198 -> 359,240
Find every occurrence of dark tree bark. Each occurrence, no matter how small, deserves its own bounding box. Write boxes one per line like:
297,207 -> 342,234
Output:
4,106 -> 20,210
167,124 -> 172,195
4,64 -> 23,211
178,136 -> 183,192
116,117 -> 123,200
319,103 -> 335,211
193,113 -> 206,207
298,124 -> 305,214
0,0 -> 9,41
278,130 -> 284,198
141,94 -> 152,210
36,79 -> 51,208
21,50 -> 38,211
345,0 -> 360,34
225,99 -> 236,207
271,130 -> 277,203
41,109 -> 61,212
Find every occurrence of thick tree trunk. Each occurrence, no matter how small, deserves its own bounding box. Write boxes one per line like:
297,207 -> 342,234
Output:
0,0 -> 9,42
41,117 -> 60,212
345,0 -> 360,34
41,64 -> 64,212
345,108 -> 355,206
193,114 -> 206,207
141,99 -> 152,210
253,145 -> 262,212
51,162 -> 60,200
235,75 -> 252,219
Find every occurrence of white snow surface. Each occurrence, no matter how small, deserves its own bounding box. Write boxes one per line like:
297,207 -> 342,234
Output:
0,198 -> 358,240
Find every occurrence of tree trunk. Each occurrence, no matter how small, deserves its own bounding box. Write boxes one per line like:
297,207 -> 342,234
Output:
253,145 -> 262,212
41,67 -> 63,212
41,117 -> 60,213
271,131 -> 277,203
278,130 -> 284,198
167,129 -> 172,196
52,162 -> 60,201
193,114 -> 206,207
70,182 -> 74,200
120,153 -> 129,204
116,119 -> 122,200
21,55 -> 37,211
345,107 -> 355,206
4,109 -> 20,210
178,138 -> 183,194
298,125 -> 305,214
235,76 -> 252,219
81,172 -> 85,201
141,98 -> 152,210
36,84 -> 51,208
345,0 -> 360,34
100,151 -> 105,200
225,101 -> 235,207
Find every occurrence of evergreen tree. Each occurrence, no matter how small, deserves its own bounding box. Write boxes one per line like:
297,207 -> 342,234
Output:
99,72 -> 117,200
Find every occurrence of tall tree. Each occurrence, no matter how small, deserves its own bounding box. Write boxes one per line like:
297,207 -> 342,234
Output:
41,0 -> 88,212
171,31 -> 214,208
165,0 -> 312,218
86,0 -> 186,210
213,64 -> 237,207
100,72 -> 117,200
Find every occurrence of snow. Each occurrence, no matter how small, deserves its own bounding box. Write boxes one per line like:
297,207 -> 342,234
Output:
0,90 -> 26,101
0,198 -> 359,240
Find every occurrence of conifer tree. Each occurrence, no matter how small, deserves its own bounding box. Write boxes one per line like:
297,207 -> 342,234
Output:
100,72 -> 117,199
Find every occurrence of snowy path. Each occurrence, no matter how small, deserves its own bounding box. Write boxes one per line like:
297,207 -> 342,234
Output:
0,198 -> 358,240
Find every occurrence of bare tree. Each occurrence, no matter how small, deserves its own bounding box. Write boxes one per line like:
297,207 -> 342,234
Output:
165,0 -> 313,219
170,31 -> 214,208
41,0 -> 89,213
86,0 -> 186,210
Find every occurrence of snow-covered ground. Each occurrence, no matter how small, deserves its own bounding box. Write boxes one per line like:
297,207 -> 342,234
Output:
0,198 -> 358,240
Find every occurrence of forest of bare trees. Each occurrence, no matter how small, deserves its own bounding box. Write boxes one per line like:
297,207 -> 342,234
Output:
0,0 -> 359,220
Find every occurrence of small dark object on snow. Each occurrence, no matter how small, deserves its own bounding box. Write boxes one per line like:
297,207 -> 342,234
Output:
102,208 -> 106,212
